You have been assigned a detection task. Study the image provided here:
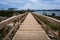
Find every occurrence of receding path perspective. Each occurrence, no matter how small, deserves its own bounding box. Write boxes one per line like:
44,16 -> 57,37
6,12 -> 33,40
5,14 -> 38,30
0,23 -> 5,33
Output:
12,13 -> 50,40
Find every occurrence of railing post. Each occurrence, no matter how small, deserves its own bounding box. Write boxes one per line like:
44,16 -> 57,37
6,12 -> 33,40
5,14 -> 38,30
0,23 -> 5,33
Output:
12,20 -> 16,34
18,18 -> 20,29
13,21 -> 16,27
2,26 -> 7,37
58,27 -> 60,40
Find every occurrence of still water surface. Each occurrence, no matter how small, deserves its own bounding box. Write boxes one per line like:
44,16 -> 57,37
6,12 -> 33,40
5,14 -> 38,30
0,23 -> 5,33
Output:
34,11 -> 60,16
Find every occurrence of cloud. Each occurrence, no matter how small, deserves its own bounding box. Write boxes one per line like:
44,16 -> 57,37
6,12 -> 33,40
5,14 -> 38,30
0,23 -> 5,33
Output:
0,2 -> 8,5
55,0 -> 60,2
0,0 -> 60,9
0,0 -> 27,6
28,0 -> 39,3
40,0 -> 54,1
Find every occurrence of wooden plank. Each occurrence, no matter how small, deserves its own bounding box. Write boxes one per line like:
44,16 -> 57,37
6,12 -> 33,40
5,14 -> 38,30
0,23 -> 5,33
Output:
13,13 -> 50,40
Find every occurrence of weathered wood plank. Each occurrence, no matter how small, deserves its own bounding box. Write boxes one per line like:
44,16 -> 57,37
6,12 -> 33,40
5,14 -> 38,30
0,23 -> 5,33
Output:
13,13 -> 50,40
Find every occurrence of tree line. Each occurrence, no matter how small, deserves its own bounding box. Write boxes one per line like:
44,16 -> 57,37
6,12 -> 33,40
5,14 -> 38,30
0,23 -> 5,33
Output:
0,10 -> 25,18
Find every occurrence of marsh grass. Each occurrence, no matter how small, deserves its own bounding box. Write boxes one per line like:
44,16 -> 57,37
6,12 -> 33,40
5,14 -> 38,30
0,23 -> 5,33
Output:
38,16 -> 58,31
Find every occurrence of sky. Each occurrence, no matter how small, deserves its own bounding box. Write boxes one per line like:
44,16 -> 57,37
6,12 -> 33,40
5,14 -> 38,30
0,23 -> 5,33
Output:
0,0 -> 60,10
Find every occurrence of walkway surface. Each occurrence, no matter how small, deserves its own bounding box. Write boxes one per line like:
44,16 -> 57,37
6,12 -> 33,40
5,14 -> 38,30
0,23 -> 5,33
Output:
12,13 -> 50,40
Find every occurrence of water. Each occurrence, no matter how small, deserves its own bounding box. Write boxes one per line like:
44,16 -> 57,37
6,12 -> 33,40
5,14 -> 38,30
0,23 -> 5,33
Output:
34,11 -> 60,16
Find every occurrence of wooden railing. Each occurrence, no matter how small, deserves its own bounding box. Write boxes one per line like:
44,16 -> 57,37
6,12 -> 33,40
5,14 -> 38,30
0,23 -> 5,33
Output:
32,13 -> 60,40
0,12 -> 28,40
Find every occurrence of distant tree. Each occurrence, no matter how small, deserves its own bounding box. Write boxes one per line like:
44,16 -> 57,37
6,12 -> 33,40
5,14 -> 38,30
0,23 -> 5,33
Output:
52,13 -> 55,16
0,10 -> 14,17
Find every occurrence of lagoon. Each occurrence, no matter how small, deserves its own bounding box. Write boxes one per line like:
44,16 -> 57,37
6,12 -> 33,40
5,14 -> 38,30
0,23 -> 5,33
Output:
34,11 -> 60,16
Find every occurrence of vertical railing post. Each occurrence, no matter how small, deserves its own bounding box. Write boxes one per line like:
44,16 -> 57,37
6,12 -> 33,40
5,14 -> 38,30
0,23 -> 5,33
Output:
12,20 -> 16,35
2,26 -> 7,37
13,21 -> 16,27
19,16 -> 22,25
58,27 -> 60,40
18,18 -> 20,29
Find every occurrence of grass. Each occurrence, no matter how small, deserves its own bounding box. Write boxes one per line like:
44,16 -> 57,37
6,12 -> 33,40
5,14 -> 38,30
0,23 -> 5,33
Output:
48,15 -> 60,20
38,16 -> 58,31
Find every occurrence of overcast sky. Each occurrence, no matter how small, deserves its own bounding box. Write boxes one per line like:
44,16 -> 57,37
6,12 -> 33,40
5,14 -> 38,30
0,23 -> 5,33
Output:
0,0 -> 60,10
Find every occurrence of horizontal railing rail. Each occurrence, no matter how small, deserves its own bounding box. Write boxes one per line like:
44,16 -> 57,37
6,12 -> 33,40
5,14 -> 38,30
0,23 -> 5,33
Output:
38,14 -> 60,27
0,12 -> 28,40
0,13 -> 27,30
3,14 -> 27,40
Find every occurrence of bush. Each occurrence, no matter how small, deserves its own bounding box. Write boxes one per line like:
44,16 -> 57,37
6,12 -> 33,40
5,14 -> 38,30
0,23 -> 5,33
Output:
52,13 -> 55,16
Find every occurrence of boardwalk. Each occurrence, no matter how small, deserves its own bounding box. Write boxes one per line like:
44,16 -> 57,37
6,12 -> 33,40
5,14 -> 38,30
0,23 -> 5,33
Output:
12,13 -> 50,40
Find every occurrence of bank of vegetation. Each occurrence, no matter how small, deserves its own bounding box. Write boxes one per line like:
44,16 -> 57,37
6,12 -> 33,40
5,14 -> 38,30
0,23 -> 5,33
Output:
0,10 -> 26,18
43,12 -> 60,20
37,15 -> 58,31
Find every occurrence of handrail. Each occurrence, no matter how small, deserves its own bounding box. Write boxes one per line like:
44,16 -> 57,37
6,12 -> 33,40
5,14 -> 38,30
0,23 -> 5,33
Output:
3,26 -> 16,40
0,12 -> 28,40
33,13 -> 60,40
3,14 -> 27,40
37,14 -> 60,27
0,13 -> 27,30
